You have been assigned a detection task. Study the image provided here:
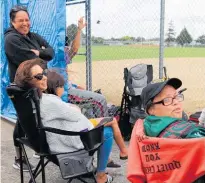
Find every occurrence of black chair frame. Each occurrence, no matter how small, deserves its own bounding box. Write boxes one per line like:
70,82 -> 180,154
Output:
119,64 -> 153,140
7,84 -> 104,183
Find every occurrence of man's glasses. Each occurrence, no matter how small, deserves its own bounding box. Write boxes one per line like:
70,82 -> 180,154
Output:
152,93 -> 184,106
33,70 -> 47,80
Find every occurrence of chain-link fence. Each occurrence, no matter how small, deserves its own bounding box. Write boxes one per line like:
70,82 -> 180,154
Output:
65,0 -> 205,115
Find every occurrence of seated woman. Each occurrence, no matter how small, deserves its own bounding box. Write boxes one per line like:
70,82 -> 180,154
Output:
14,58 -> 113,183
139,78 -> 205,138
46,70 -> 128,160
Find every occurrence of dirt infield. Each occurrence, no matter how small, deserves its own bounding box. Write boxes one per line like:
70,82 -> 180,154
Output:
69,58 -> 205,114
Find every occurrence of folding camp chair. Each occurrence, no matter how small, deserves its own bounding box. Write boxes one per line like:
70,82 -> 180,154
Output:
119,64 -> 153,140
6,84 -> 104,183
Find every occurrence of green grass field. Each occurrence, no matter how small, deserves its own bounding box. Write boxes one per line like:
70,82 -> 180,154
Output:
73,45 -> 205,62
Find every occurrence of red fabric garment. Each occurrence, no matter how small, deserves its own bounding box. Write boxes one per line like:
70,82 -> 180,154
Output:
127,119 -> 205,183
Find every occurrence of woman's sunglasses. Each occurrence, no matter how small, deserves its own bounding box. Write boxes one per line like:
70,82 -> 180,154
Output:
33,70 -> 48,80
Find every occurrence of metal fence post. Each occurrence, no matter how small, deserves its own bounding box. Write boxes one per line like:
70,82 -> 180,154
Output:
159,0 -> 165,79
85,0 -> 92,91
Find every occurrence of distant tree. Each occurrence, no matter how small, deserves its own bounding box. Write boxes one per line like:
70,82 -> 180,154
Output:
121,36 -> 132,41
130,37 -> 136,41
136,37 -> 146,42
165,21 -> 175,46
91,36 -> 104,44
196,34 -> 205,44
176,27 -> 193,46
66,24 -> 78,45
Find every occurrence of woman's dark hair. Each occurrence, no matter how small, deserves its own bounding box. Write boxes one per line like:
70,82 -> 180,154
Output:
46,71 -> 65,96
14,58 -> 46,93
10,5 -> 29,25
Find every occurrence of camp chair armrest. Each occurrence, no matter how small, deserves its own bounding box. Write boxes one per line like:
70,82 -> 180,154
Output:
41,127 -> 85,136
41,126 -> 104,153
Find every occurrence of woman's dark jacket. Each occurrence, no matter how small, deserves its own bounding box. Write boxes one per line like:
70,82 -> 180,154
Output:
4,27 -> 55,82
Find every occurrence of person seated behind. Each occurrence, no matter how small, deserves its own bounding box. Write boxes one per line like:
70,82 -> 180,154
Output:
140,78 -> 205,138
64,17 -> 109,118
14,58 -> 114,183
65,16 -> 86,64
67,72 -> 109,118
46,70 -> 128,160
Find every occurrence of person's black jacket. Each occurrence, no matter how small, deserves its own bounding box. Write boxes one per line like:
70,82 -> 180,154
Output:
4,27 -> 55,82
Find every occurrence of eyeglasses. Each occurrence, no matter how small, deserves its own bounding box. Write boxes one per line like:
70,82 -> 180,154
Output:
152,93 -> 184,106
33,70 -> 47,80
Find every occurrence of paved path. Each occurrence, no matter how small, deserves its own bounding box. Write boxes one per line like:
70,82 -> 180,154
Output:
1,119 -> 129,183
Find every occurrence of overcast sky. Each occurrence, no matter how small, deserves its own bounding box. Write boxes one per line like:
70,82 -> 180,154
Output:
66,0 -> 205,40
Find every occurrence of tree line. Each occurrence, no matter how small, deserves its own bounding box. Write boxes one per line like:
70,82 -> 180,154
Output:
66,23 -> 205,46
165,21 -> 205,46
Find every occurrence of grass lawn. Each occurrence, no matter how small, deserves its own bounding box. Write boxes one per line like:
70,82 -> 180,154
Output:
73,45 -> 205,62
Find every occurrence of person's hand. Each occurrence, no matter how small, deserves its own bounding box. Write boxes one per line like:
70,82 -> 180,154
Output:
78,16 -> 86,31
30,49 -> 40,56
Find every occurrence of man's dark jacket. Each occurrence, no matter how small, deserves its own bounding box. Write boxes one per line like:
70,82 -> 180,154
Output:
4,27 -> 55,82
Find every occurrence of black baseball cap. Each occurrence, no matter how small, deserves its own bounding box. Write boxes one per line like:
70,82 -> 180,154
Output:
141,78 -> 182,112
